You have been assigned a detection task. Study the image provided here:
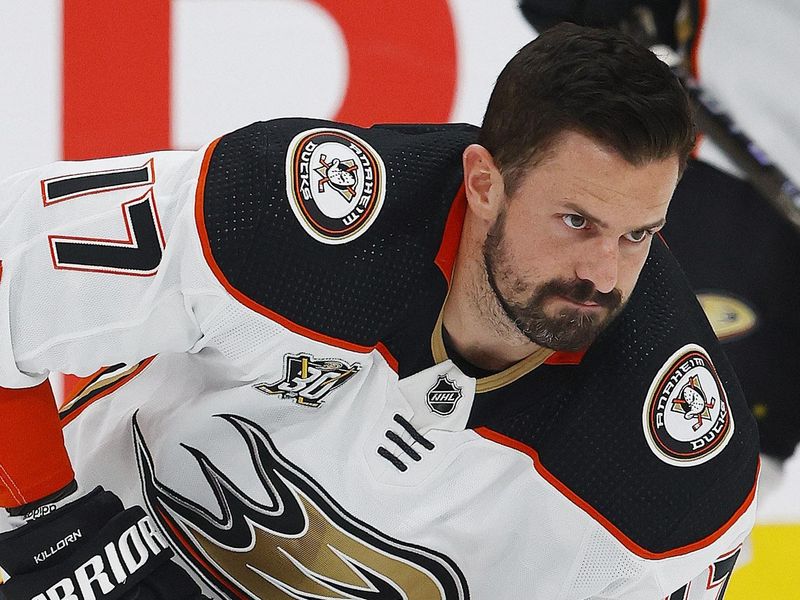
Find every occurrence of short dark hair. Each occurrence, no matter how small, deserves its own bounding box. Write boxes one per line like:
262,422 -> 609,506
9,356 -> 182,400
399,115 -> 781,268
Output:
478,22 -> 696,194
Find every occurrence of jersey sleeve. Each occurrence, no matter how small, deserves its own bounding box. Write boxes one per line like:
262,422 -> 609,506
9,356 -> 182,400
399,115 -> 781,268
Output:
0,148 -> 226,388
0,148 -> 228,509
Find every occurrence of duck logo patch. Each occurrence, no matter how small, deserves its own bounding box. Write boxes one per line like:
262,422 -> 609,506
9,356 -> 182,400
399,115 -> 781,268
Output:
286,128 -> 386,245
642,344 -> 734,467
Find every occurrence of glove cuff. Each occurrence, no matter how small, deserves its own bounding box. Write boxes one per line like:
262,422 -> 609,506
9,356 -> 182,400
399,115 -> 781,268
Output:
0,504 -> 173,600
0,487 -> 120,575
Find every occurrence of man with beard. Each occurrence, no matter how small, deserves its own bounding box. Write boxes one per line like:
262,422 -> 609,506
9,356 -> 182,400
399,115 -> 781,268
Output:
0,23 -> 757,600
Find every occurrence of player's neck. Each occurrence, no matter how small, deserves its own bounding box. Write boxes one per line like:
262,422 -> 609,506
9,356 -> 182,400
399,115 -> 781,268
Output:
443,230 -> 544,372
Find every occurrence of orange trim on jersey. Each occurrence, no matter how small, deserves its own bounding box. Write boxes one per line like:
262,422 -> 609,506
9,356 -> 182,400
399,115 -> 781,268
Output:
474,427 -> 758,560
59,358 -> 156,427
61,372 -> 100,408
544,350 -> 586,365
0,381 -> 74,507
434,184 -> 466,284
193,139 -> 399,373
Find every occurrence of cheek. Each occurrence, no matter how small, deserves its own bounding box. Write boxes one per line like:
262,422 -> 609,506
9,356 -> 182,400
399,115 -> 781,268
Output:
505,229 -> 565,282
501,213 -> 589,284
534,230 -> 588,279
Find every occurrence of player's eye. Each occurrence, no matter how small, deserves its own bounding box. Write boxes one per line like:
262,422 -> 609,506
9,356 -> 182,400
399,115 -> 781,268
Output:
624,229 -> 651,243
562,214 -> 589,230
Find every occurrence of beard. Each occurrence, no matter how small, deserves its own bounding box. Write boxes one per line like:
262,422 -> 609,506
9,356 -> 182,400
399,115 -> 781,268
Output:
482,209 -> 624,352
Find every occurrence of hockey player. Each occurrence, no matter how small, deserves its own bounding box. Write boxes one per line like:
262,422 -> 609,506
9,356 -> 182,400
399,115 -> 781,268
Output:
0,24 -> 757,599
520,0 -> 800,556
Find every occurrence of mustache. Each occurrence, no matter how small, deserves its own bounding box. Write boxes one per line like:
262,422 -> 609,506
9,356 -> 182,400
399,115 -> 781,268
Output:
532,278 -> 622,311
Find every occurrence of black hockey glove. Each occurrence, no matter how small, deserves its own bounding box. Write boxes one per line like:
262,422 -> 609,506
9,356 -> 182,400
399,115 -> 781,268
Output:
0,487 -> 208,600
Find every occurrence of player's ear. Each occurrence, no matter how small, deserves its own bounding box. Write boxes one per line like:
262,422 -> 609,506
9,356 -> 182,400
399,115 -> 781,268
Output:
462,144 -> 505,222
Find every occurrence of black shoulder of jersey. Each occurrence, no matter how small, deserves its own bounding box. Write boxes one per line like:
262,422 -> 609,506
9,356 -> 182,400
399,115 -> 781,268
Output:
666,159 -> 800,459
469,236 -> 760,555
201,118 -> 477,348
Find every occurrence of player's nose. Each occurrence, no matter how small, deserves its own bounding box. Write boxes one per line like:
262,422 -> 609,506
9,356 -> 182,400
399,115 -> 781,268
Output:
575,238 -> 619,295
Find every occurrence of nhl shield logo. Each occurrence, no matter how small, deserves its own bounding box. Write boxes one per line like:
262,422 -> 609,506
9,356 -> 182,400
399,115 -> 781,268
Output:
642,344 -> 734,467
426,375 -> 463,416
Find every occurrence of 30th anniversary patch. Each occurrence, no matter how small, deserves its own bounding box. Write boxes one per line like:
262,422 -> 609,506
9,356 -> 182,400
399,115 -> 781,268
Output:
642,344 -> 734,467
285,128 -> 386,244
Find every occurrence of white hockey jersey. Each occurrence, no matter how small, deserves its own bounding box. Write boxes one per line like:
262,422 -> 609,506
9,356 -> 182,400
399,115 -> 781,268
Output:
0,119 -> 759,599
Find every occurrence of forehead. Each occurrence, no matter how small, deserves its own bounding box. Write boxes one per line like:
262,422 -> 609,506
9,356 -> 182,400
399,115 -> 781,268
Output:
513,130 -> 680,220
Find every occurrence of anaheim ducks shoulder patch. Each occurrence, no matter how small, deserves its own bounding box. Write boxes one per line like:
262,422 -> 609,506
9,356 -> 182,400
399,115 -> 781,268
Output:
285,127 -> 386,244
642,344 -> 734,467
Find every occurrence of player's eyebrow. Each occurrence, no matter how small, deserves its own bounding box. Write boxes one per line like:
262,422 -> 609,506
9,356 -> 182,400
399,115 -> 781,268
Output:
561,202 -> 666,231
636,217 -> 667,231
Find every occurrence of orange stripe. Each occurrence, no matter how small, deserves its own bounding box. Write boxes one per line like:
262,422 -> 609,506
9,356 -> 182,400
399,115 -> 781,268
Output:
194,140 -> 399,373
0,381 -> 74,507
434,185 -> 466,284
61,371 -> 102,408
544,349 -> 586,365
475,427 -> 758,560
60,358 -> 156,427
